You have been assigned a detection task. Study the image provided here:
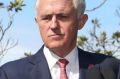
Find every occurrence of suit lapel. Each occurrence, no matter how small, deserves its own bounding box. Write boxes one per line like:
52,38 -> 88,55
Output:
78,48 -> 90,79
78,48 -> 103,79
28,47 -> 118,79
29,46 -> 52,79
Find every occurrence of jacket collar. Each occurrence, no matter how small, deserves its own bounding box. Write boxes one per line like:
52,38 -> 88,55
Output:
28,46 -> 104,79
29,45 -> 52,79
78,48 -> 103,79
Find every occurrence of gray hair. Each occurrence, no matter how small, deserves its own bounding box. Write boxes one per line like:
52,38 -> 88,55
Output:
36,0 -> 86,16
73,0 -> 86,16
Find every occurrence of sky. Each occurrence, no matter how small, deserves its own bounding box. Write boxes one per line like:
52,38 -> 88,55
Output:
0,0 -> 120,65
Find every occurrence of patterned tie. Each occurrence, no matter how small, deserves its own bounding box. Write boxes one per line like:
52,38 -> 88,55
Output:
57,59 -> 69,79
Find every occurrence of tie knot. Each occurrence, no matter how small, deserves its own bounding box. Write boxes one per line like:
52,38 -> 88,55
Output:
57,59 -> 69,68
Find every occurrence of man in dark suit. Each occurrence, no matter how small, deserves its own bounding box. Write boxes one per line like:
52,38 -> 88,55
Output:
0,0 -> 120,79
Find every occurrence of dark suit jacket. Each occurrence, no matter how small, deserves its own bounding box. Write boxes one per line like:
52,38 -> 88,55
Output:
0,46 -> 120,79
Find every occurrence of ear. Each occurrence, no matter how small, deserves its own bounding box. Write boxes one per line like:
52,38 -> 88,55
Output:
35,17 -> 40,26
78,14 -> 88,30
35,17 -> 37,23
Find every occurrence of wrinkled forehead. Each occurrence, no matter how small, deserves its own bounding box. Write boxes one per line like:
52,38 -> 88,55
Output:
36,0 -> 73,8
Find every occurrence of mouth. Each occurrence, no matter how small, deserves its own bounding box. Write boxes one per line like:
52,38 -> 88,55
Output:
48,34 -> 64,39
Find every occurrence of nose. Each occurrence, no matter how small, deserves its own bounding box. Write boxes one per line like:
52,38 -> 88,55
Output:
50,15 -> 58,29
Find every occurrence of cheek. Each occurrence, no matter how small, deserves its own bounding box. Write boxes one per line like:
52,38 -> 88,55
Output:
63,22 -> 78,35
64,25 -> 77,39
38,23 -> 48,40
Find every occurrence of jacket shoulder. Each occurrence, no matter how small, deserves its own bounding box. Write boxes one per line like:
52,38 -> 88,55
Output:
0,55 -> 34,79
78,48 -> 119,64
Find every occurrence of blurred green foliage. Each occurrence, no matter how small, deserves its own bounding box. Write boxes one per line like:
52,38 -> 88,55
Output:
77,18 -> 120,57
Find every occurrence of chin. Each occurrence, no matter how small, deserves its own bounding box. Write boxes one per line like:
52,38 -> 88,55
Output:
46,42 -> 64,50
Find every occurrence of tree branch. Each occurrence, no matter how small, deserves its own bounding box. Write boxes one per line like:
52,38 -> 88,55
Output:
86,0 -> 107,12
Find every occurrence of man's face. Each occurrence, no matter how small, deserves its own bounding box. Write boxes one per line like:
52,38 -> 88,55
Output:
36,0 -> 87,54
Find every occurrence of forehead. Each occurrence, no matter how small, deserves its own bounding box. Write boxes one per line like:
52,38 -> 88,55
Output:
36,0 -> 75,14
36,0 -> 74,6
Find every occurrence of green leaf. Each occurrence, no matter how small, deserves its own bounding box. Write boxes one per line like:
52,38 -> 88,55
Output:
77,36 -> 88,46
91,18 -> 101,28
0,2 -> 4,6
24,52 -> 33,57
99,31 -> 107,44
112,31 -> 120,39
21,4 -> 26,6
8,0 -> 25,12
105,51 -> 112,56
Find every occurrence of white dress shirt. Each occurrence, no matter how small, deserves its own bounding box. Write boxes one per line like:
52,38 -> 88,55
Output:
43,46 -> 79,79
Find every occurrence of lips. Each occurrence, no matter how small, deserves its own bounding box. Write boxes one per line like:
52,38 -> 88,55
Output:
48,34 -> 64,39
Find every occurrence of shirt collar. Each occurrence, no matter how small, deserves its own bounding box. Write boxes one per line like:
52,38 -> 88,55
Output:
43,46 -> 78,70
65,47 -> 78,68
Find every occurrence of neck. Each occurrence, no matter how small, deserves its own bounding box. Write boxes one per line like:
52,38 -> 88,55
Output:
50,44 -> 76,58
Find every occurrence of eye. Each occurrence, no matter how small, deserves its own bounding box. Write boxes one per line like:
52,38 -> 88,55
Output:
41,15 -> 52,21
57,14 -> 69,20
